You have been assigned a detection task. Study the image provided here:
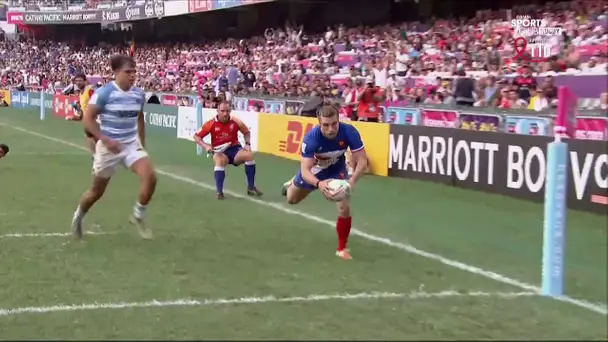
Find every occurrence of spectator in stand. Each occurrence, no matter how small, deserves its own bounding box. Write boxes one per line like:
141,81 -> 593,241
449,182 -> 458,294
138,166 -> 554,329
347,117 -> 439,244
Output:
1,0 -> 607,112
357,77 -> 384,122
453,69 -> 476,106
528,87 -> 551,112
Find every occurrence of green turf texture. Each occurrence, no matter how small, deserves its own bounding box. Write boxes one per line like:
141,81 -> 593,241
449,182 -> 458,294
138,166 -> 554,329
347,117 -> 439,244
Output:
0,109 -> 606,339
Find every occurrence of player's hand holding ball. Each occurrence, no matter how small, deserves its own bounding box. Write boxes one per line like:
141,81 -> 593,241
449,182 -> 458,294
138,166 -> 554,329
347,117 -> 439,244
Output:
322,179 -> 351,202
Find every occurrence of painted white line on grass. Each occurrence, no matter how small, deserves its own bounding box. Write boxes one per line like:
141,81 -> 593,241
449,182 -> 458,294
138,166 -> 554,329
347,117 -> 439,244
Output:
0,231 -> 112,239
1,122 -> 606,316
12,152 -> 87,156
0,290 -> 538,317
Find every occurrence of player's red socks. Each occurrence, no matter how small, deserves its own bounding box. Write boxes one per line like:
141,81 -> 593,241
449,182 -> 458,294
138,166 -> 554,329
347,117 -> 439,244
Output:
336,216 -> 352,251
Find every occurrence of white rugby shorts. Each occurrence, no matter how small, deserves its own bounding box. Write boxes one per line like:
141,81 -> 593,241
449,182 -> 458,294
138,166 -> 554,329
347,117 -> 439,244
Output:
92,139 -> 148,178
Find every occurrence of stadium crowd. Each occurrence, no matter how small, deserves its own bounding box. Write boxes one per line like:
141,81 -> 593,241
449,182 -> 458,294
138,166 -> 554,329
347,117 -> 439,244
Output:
1,1 -> 607,113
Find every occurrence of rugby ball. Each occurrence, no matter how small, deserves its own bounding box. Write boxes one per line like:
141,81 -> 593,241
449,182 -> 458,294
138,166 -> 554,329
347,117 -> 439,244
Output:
326,179 -> 351,202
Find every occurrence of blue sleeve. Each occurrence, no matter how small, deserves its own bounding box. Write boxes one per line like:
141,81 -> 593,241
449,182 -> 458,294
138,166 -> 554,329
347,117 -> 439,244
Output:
89,86 -> 109,109
345,124 -> 364,152
300,130 -> 318,159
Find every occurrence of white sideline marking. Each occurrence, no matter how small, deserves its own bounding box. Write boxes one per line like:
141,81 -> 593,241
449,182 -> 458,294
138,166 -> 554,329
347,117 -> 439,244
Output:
0,231 -> 111,239
12,152 -> 87,156
1,122 -> 606,316
0,290 -> 538,317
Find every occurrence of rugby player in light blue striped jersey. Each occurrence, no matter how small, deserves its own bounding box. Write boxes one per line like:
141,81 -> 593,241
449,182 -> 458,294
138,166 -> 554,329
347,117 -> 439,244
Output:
71,55 -> 157,240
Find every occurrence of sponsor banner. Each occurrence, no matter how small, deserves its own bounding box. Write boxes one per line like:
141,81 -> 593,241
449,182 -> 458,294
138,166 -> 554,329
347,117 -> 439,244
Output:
264,100 -> 285,114
458,112 -> 501,132
177,106 -> 199,141
17,0 -> 163,24
232,97 -> 249,111
176,107 -> 259,151
143,104 -> 178,136
388,124 -> 608,213
165,0 -> 188,16
21,10 -> 102,24
212,0 -> 243,9
385,107 -> 420,125
504,115 -> 551,136
421,109 -> 458,128
285,100 -> 305,115
6,12 -> 24,24
575,116 -> 608,141
248,99 -> 264,112
52,94 -> 79,118
0,89 -> 10,106
161,94 -> 178,106
9,90 -> 29,109
188,0 -> 212,13
257,114 -> 389,176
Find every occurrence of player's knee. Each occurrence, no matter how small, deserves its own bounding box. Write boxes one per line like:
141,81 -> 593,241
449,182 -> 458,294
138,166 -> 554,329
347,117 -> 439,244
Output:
241,151 -> 254,161
286,186 -> 306,205
337,201 -> 351,217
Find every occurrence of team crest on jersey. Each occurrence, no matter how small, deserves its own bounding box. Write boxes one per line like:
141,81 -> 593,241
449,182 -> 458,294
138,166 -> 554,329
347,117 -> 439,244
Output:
230,123 -> 235,130
214,126 -> 220,131
339,141 -> 345,147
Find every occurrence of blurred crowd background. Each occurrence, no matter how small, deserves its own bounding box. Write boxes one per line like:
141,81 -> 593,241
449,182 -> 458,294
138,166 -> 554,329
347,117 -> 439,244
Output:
1,0 -> 607,114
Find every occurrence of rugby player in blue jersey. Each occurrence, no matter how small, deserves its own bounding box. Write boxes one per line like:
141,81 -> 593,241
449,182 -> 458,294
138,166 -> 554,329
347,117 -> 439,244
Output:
281,104 -> 368,260
71,55 -> 157,240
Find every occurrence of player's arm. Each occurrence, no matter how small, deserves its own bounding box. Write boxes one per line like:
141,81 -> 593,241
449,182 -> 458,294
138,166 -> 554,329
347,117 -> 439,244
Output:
138,92 -> 146,148
138,111 -> 146,148
345,125 -> 368,186
82,92 -> 104,141
193,120 -> 213,152
233,117 -> 251,147
299,138 -> 323,187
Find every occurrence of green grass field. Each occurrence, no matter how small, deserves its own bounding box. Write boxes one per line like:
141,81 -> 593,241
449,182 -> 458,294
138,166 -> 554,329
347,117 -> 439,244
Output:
0,108 -> 606,340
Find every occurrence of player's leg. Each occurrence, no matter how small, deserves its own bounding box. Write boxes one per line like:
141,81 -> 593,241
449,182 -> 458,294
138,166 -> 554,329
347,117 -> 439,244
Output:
71,141 -> 118,239
213,152 -> 229,199
231,147 -> 263,196
124,142 -> 157,239
284,171 -> 315,204
335,198 -> 353,260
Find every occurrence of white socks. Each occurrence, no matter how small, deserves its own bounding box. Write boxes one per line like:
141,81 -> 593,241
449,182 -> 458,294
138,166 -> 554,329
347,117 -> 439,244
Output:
133,202 -> 147,219
73,205 -> 85,222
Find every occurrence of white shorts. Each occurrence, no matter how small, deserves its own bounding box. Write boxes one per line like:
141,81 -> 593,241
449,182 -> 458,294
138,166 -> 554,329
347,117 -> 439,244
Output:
92,139 -> 148,178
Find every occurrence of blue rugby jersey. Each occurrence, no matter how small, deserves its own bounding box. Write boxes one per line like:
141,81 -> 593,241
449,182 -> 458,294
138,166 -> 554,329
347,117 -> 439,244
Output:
300,122 -> 364,175
89,82 -> 145,143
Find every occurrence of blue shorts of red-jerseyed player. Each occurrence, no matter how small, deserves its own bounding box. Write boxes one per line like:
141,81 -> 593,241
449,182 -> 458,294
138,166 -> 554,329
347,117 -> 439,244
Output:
219,144 -> 243,165
292,166 -> 348,191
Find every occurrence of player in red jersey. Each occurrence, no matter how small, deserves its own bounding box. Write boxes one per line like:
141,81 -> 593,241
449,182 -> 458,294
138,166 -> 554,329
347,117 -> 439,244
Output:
194,100 -> 263,199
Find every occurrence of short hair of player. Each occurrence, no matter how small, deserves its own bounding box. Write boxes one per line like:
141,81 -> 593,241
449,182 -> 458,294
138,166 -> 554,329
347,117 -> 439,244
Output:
73,72 -> 87,81
217,99 -> 232,108
110,54 -> 136,72
0,143 -> 9,154
317,103 -> 339,118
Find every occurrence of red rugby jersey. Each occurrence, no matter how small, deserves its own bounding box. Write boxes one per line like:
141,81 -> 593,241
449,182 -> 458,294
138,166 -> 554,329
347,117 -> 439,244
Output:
194,116 -> 249,148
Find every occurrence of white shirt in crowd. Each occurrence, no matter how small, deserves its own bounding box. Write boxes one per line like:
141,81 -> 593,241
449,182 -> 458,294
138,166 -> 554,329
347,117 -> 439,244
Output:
373,67 -> 388,89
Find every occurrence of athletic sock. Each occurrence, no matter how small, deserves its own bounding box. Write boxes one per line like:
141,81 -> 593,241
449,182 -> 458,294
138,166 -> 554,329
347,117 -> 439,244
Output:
336,216 -> 352,251
214,166 -> 226,194
133,202 -> 147,219
73,205 -> 85,221
244,161 -> 256,189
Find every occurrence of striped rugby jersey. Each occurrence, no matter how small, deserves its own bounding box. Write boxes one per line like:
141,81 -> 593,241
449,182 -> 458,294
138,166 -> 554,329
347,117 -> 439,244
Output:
89,82 -> 145,143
